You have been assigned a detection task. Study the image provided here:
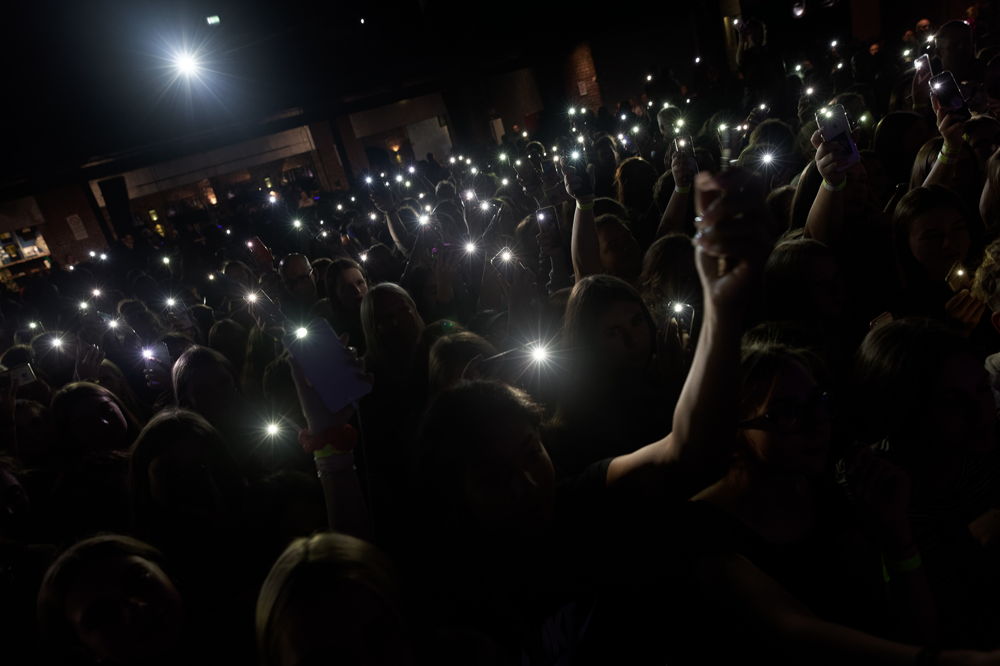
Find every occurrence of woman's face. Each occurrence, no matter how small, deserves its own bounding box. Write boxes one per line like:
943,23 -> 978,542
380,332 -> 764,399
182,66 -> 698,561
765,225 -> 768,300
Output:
372,291 -> 422,361
462,419 -> 555,537
65,554 -> 184,665
742,363 -> 832,477
908,207 -> 970,281
148,437 -> 227,520
335,268 -> 368,312
595,300 -> 653,373
69,391 -> 128,452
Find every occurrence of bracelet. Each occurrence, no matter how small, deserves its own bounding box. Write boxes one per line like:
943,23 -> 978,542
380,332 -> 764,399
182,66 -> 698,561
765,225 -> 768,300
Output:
890,552 -> 923,573
941,142 -> 962,156
821,177 -> 847,192
936,151 -> 956,165
576,200 -> 595,211
674,185 -> 692,194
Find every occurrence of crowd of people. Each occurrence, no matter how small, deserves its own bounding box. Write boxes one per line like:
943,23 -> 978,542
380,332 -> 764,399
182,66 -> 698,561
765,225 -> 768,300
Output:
8,9 -> 1000,665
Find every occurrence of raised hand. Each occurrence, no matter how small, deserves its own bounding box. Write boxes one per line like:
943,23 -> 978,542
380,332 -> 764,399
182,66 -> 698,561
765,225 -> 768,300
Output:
693,170 -> 772,314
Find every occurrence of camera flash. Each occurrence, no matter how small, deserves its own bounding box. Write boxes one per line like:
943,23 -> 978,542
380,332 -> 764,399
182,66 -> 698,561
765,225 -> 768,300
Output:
295,327 -> 308,339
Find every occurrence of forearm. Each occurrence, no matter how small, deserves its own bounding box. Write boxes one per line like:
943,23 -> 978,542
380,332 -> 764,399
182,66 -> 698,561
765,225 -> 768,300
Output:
804,185 -> 846,247
385,211 -> 412,257
315,451 -> 371,540
922,152 -> 962,189
882,544 -> 940,646
571,201 -> 602,281
656,188 -> 692,239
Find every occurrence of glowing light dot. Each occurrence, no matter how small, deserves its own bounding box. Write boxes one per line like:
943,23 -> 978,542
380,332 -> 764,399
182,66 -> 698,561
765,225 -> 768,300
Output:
246,293 -> 258,303
465,242 -> 476,253
577,135 -> 585,143
28,322 -> 37,330
522,131 -> 528,138
208,274 -> 216,281
336,204 -> 343,210
370,213 -> 378,221
569,107 -> 577,115
830,40 -> 838,48
360,253 -> 368,262
108,320 -> 119,329
79,301 -> 88,310
531,346 -> 549,362
162,256 -> 170,265
571,150 -> 581,160
365,176 -> 373,184
499,153 -> 508,161
99,254 -> 108,261
501,250 -> 512,262
419,215 -> 430,225
501,178 -> 509,186
673,303 -> 685,314
293,220 -> 302,228
52,339 -> 63,349
620,113 -> 627,121
795,64 -> 803,72
762,153 -> 774,164
632,125 -> 640,134
464,190 -> 475,201
694,57 -> 701,64
295,327 -> 308,339
646,74 -> 653,81
408,166 -> 416,174
806,87 -> 815,95
89,251 -> 97,258
424,205 -> 432,212
266,423 -> 280,436
92,289 -> 101,297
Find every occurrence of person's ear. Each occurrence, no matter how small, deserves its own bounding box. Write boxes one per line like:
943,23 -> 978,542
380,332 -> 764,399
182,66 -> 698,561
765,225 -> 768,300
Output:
990,309 -> 1000,335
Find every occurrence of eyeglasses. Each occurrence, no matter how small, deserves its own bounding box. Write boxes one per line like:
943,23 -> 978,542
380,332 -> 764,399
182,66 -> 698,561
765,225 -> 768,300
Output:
739,390 -> 833,433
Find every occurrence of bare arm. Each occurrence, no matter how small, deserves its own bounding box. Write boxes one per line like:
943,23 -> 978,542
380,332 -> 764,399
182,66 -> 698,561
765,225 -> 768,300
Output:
803,130 -> 856,248
608,170 -> 770,488
655,151 -> 698,239
561,162 -> 603,281
923,97 -> 967,190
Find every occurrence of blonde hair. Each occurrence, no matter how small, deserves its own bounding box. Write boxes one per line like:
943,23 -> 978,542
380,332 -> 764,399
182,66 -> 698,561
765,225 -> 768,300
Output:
255,532 -> 399,666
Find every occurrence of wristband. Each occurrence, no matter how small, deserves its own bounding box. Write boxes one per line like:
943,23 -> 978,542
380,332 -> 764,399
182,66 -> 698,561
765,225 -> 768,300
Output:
674,185 -> 692,194
936,151 -> 955,165
890,552 -> 923,573
821,177 -> 847,192
941,143 -> 962,156
576,200 -> 595,212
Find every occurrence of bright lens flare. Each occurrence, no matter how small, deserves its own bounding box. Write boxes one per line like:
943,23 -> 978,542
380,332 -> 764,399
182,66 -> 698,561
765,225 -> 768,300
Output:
28,322 -> 38,330
266,423 -> 280,436
108,320 -> 119,329
465,242 -> 477,254
162,256 -> 171,265
530,346 -> 550,363
174,52 -> 200,77
79,301 -> 88,310
479,201 -> 490,211
761,153 -> 774,164
419,215 -> 430,226
246,292 -> 258,303
92,289 -> 102,297
141,348 -> 154,360
501,250 -> 513,262
166,297 -> 177,307
51,338 -> 63,349
295,327 -> 308,339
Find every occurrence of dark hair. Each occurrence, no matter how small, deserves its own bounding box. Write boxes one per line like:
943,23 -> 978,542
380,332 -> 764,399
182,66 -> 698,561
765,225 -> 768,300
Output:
171,346 -> 236,408
128,409 -> 241,533
739,340 -> 826,422
207,319 -> 249,375
1,344 -> 32,368
639,233 -> 701,311
853,317 -> 972,447
37,535 -> 170,660
50,382 -> 141,456
764,239 -> 838,320
614,157 -> 657,210
415,381 -> 544,520
428,332 -> 498,394
323,257 -> 366,307
891,185 -> 984,289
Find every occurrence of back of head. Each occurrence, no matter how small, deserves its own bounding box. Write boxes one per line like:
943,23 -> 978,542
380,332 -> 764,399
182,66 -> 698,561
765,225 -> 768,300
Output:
207,319 -> 249,372
171,345 -> 237,410
256,532 -> 401,666
748,119 -> 795,156
428,332 -> 498,394
874,111 -> 930,186
764,239 -> 838,321
614,157 -> 657,209
360,283 -> 424,369
639,233 -> 700,305
853,317 -> 970,445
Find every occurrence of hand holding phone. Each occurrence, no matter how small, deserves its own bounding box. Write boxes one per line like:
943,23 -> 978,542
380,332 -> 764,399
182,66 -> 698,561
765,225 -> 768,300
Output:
559,159 -> 593,198
284,319 -> 373,415
813,104 -> 861,182
245,236 -> 275,272
535,206 -> 561,248
946,261 -> 973,292
674,136 -> 695,156
930,71 -> 971,122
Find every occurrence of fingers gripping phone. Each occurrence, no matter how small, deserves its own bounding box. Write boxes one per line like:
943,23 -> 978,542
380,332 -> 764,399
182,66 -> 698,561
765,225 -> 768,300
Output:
667,301 -> 695,338
536,206 -> 561,248
946,261 -> 973,292
815,104 -> 860,159
930,71 -> 972,121
284,318 -> 373,413
674,136 -> 695,156
490,247 -> 526,282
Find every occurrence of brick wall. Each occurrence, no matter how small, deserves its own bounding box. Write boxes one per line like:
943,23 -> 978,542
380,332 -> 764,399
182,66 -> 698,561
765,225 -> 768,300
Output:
34,184 -> 109,265
567,43 -> 604,110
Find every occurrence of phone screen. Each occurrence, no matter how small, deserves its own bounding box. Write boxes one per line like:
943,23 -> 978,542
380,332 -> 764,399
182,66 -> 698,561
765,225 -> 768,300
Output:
536,206 -> 560,243
674,136 -> 695,156
930,71 -> 971,121
915,54 -> 932,75
284,318 -> 373,413
667,301 -> 696,338
945,261 -> 973,292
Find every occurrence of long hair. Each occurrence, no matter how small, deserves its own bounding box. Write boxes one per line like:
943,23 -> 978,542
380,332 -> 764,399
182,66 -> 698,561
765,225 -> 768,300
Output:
256,532 -> 400,666
171,345 -> 237,408
128,408 -> 243,535
360,283 -> 425,370
50,382 -> 142,456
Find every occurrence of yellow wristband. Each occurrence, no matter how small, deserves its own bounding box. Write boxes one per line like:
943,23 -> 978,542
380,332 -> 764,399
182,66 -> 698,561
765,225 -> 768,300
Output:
937,151 -> 955,165
675,185 -> 692,194
941,143 -> 961,157
821,177 -> 847,192
576,200 -> 595,211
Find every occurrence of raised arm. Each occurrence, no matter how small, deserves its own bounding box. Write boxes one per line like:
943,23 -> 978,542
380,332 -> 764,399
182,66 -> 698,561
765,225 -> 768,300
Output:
803,130 -> 854,248
563,162 -> 603,281
922,97 -> 967,190
655,150 -> 698,239
607,169 -> 770,488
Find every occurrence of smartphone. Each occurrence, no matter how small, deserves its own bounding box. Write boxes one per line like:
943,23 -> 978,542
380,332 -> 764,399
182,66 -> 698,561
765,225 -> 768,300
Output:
283,318 -> 373,413
667,302 -> 695,338
930,71 -> 971,121
142,342 -> 171,369
915,54 -> 932,74
674,136 -> 695,156
490,247 -> 524,281
1,363 -> 37,388
246,236 -> 275,272
536,206 -> 560,247
562,159 -> 593,197
541,158 -> 557,179
248,290 -> 285,328
815,104 -> 859,157
945,261 -> 973,292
